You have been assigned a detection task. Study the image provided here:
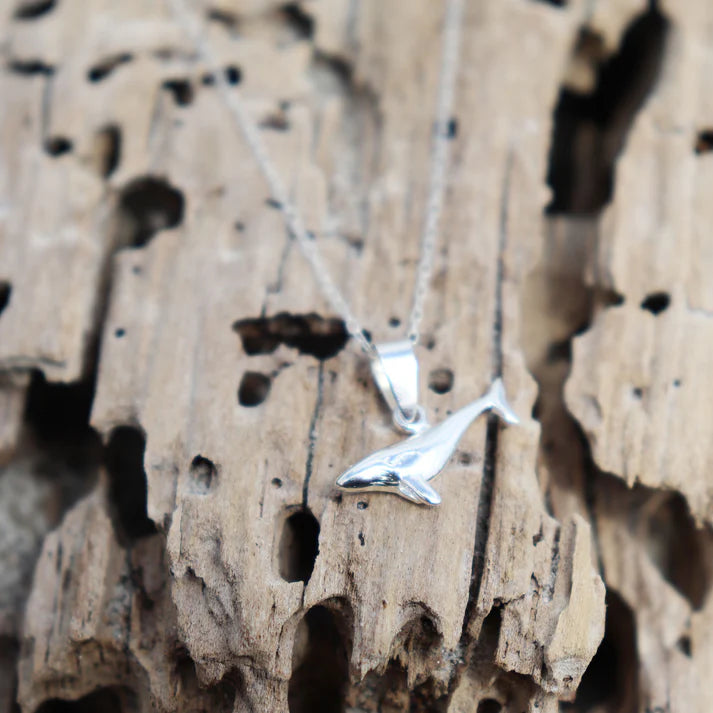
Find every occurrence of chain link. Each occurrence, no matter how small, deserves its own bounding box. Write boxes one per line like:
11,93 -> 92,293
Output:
407,0 -> 464,343
168,0 -> 464,352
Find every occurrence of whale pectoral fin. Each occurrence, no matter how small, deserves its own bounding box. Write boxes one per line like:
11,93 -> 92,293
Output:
398,475 -> 442,506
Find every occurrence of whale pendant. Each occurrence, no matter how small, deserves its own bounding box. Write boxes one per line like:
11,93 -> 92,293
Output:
336,376 -> 519,505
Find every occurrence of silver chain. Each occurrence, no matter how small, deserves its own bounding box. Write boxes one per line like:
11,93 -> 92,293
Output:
168,0 -> 465,354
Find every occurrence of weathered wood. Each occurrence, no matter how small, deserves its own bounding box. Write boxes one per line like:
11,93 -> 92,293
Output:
1,0 -> 711,712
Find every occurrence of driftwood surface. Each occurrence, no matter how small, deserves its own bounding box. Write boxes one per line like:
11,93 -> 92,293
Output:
0,0 -> 711,712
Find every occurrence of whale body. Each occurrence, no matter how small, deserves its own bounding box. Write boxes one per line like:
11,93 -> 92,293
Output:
336,378 -> 519,505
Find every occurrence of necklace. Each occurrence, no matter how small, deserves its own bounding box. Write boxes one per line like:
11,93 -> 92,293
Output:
170,0 -> 519,505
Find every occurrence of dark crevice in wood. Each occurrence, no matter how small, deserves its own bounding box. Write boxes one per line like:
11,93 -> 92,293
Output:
94,124 -> 122,178
24,372 -> 97,446
470,414 -> 500,607
22,373 -> 103,511
312,51 -> 353,88
640,291 -> 670,315
188,455 -> 218,495
175,647 -> 242,713
162,78 -> 194,107
116,176 -> 185,247
34,686 -> 137,713
464,148 -> 513,624
289,604 -> 351,713
105,425 -> 156,544
206,7 -> 239,31
302,363 -> 324,506
641,490 -> 711,611
346,661 -> 411,713
694,129 -> 713,155
0,282 -> 11,316
233,313 -> 349,360
14,0 -> 56,20
238,371 -> 272,407
428,367 -> 454,394
281,3 -> 315,40
7,59 -> 54,75
562,589 -> 639,713
86,53 -> 133,83
224,65 -> 241,85
278,509 -> 320,584
43,136 -> 73,156
477,699 -> 502,713
546,7 -> 669,214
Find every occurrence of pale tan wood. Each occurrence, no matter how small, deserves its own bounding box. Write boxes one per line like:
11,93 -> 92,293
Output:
567,0 -> 713,525
0,375 -> 29,464
5,0 -> 711,712
517,2 -> 713,713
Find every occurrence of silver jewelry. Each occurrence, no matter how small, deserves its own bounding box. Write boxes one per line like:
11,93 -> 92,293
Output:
170,0 -> 519,505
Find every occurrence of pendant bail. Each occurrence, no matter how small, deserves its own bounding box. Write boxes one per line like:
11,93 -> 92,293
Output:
371,340 -> 429,434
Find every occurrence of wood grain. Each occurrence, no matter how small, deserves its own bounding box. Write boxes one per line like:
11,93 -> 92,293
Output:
0,1 -> 709,712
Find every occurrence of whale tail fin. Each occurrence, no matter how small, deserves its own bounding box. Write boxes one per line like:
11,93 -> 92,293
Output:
484,378 -> 519,425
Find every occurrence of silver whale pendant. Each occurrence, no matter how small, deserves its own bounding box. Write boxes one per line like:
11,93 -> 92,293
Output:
336,341 -> 519,506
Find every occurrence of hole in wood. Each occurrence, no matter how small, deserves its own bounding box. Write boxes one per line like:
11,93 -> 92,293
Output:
694,130 -> 713,155
224,65 -> 241,85
34,686 -> 136,713
175,656 -> 241,713
233,313 -> 349,360
640,291 -> 670,315
14,0 -> 56,20
564,590 -> 638,712
428,367 -> 454,394
8,59 -> 54,75
189,455 -> 217,494
278,509 -> 319,583
163,78 -> 194,106
0,282 -> 11,316
288,605 -> 350,713
24,371 -> 98,450
477,700 -> 502,713
545,7 -> 668,214
35,686 -> 140,713
206,7 -> 238,30
117,176 -> 185,247
547,338 -> 572,363
19,371 -> 102,519
400,611 -> 441,653
677,635 -> 692,657
281,3 -> 314,39
93,124 -> 121,178
44,136 -> 72,156
87,53 -> 133,82
238,371 -> 272,407
643,492 -> 710,610
106,425 -> 156,543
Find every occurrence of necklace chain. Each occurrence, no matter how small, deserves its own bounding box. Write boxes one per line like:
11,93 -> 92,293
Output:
169,0 -> 465,355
